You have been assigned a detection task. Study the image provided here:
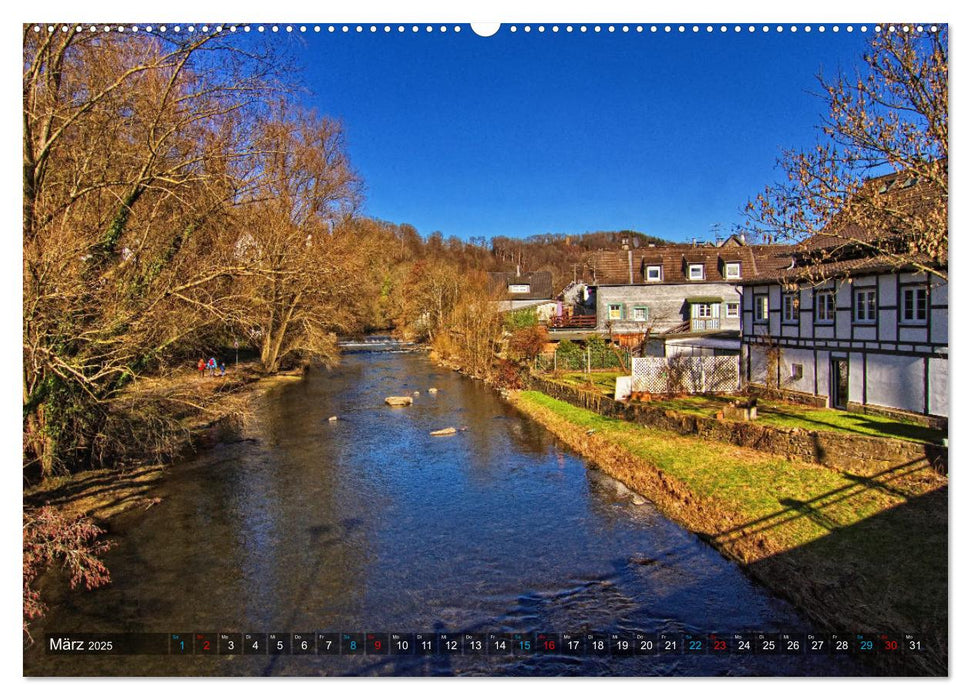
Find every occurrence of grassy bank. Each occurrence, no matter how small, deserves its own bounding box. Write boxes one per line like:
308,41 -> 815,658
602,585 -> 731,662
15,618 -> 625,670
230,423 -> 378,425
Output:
509,390 -> 947,675
548,373 -> 943,445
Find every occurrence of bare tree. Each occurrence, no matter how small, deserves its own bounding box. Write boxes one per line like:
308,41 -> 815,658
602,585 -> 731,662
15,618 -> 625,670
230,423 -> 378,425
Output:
23,27 -> 279,477
235,106 -> 365,372
747,25 -> 947,279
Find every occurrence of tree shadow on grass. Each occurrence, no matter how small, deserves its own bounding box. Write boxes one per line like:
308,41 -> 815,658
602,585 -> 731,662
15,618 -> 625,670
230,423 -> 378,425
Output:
713,463 -> 947,676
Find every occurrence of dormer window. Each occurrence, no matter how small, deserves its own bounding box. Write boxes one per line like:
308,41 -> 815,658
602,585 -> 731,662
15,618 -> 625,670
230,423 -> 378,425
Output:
645,265 -> 662,282
688,263 -> 705,281
724,262 -> 741,279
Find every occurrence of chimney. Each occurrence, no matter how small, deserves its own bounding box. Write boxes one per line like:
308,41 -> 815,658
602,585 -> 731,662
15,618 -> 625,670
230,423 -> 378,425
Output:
628,249 -> 634,285
691,237 -> 697,247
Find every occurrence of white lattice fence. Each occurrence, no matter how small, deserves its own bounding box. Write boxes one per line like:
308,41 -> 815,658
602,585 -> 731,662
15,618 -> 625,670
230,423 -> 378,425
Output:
631,356 -> 739,394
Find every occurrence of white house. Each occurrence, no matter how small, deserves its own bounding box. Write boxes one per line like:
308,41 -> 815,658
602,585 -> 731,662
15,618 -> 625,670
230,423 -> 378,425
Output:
740,186 -> 947,427
582,237 -> 793,347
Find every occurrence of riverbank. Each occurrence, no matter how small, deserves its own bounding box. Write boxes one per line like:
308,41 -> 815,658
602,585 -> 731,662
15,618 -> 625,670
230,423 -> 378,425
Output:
507,390 -> 947,676
24,363 -> 305,523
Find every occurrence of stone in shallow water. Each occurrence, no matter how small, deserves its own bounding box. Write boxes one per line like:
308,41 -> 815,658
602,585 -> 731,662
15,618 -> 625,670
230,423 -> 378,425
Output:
430,427 -> 457,436
385,396 -> 413,406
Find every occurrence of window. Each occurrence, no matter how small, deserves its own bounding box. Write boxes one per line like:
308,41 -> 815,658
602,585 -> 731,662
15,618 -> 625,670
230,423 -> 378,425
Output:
724,262 -> 741,279
726,302 -> 739,318
854,288 -> 877,323
507,284 -> 530,294
815,291 -> 835,323
900,286 -> 928,324
688,263 -> 705,280
782,293 -> 800,324
645,265 -> 662,281
754,294 -> 769,322
631,306 -> 648,322
790,363 -> 804,381
607,303 -> 624,321
694,303 -> 718,318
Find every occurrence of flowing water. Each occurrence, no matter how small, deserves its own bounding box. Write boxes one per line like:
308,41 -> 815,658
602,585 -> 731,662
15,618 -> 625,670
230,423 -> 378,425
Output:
24,352 -> 862,676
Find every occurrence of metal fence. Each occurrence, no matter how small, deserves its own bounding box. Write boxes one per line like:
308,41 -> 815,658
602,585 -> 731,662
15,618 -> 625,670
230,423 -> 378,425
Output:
631,356 -> 739,394
535,346 -> 631,373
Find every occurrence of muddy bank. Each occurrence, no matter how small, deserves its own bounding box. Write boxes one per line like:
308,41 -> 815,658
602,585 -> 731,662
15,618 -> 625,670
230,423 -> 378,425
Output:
24,367 -> 305,524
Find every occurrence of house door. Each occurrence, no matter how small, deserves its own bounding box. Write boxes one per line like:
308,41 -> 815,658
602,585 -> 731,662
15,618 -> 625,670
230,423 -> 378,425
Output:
830,357 -> 849,410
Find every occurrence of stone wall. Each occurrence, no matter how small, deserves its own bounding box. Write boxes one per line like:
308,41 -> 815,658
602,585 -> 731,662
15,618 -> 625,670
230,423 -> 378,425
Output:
529,376 -> 947,476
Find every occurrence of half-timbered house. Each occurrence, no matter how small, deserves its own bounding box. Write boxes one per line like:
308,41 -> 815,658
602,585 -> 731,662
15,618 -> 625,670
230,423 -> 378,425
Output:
740,177 -> 947,426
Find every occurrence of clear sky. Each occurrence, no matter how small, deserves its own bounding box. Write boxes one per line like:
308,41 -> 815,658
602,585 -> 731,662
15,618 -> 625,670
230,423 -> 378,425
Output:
287,24 -> 876,243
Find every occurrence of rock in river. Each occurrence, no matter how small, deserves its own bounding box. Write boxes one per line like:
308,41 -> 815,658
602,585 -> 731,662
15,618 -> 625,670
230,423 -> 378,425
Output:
385,396 -> 414,406
430,427 -> 457,436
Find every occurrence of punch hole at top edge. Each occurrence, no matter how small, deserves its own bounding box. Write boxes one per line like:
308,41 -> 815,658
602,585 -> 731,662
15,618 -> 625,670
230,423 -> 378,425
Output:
471,23 -> 500,37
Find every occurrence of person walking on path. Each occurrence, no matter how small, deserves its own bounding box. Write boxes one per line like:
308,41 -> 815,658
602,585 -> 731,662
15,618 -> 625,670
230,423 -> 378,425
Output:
197,358 -> 206,378
207,357 -> 217,377
219,362 -> 226,377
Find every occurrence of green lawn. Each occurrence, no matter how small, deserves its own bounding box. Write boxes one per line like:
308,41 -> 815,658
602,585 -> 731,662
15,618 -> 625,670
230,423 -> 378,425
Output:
651,394 -> 945,445
516,391 -> 929,550
545,373 -> 944,445
511,390 -> 948,672
557,371 -> 625,396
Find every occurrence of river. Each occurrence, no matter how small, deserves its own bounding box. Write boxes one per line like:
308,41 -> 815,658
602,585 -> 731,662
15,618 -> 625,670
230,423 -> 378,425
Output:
24,352 -> 863,676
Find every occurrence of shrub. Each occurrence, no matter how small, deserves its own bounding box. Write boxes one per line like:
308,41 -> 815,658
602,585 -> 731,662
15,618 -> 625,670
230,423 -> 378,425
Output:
555,340 -> 585,371
503,308 -> 540,331
23,507 -> 112,643
508,324 -> 549,361
494,358 -> 525,389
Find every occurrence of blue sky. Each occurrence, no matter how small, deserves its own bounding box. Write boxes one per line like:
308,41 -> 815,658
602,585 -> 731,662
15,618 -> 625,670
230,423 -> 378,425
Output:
289,25 -> 875,243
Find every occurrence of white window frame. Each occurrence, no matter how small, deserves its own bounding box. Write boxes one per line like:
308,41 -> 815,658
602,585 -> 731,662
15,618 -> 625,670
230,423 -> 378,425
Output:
726,302 -> 739,319
724,262 -> 741,279
754,294 -> 769,323
688,263 -> 705,280
900,286 -> 928,324
854,288 -> 877,324
782,293 -> 800,324
645,265 -> 662,282
815,290 -> 835,323
631,306 -> 648,322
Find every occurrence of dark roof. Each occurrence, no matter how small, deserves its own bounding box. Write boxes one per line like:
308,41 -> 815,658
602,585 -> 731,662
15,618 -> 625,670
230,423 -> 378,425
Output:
746,170 -> 946,284
583,243 -> 794,286
488,270 -> 554,300
748,251 -> 939,286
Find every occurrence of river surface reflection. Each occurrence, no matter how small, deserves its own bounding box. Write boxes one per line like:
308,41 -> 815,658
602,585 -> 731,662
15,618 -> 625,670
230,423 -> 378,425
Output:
25,352 -> 862,676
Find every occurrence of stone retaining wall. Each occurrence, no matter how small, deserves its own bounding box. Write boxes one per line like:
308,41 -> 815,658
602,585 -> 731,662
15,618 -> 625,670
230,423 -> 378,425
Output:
529,376 -> 947,476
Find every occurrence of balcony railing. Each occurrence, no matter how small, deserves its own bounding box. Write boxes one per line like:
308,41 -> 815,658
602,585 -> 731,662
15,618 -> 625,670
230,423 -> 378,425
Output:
690,318 -> 721,332
548,314 -> 598,330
